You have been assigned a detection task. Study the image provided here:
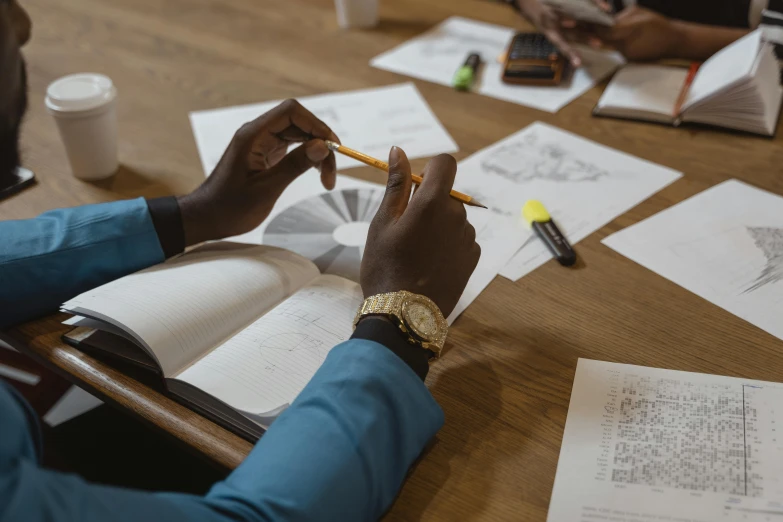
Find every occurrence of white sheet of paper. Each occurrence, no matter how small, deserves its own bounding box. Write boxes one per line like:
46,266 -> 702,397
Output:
370,17 -> 625,113
549,358 -> 783,522
189,83 -> 458,175
450,121 -> 682,281
602,179 -> 783,342
227,173 -> 516,324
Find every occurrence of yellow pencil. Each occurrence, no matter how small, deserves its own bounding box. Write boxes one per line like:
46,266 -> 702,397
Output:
324,141 -> 487,209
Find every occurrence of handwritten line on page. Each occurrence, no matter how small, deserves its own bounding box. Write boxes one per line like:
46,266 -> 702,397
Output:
602,179 -> 783,343
189,83 -> 458,176
549,358 -> 783,521
176,275 -> 363,417
370,17 -> 625,114
450,122 -> 682,282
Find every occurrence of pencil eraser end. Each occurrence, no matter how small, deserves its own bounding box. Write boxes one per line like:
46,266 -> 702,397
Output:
522,200 -> 550,225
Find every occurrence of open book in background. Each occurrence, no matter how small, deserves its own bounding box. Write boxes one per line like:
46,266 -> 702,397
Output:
594,30 -> 783,136
61,242 -> 363,440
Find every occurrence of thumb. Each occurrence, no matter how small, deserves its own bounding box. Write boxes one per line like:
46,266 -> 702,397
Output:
265,139 -> 330,189
376,146 -> 412,224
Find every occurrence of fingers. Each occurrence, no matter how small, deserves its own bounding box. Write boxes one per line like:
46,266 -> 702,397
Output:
235,99 -> 340,159
591,0 -> 611,12
320,151 -> 337,190
375,146 -> 413,224
545,29 -> 582,67
413,154 -> 457,206
265,139 -> 330,188
261,99 -> 339,142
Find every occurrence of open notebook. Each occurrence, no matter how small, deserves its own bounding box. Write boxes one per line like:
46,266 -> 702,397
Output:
594,30 -> 783,136
61,242 -> 363,439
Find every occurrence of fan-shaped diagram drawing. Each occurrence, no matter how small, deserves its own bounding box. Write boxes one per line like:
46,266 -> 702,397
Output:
263,189 -> 384,282
744,226 -> 783,293
481,132 -> 610,184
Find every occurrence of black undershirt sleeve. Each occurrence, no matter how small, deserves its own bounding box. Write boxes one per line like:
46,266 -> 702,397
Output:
351,317 -> 432,381
145,197 -> 185,259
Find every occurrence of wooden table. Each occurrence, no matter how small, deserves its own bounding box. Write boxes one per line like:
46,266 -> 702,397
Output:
4,0 -> 783,520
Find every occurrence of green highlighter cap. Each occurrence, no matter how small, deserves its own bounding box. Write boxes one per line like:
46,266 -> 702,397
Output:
453,53 -> 481,91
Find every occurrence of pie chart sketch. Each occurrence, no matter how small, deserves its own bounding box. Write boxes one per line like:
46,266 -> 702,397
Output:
263,188 -> 384,281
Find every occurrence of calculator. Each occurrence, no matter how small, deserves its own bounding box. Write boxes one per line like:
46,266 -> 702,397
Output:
501,33 -> 569,86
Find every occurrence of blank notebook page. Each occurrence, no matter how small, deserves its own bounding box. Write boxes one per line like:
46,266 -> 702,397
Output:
63,243 -> 319,376
176,275 -> 363,416
598,65 -> 688,117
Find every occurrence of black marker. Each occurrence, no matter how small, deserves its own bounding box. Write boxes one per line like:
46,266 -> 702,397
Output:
523,200 -> 576,267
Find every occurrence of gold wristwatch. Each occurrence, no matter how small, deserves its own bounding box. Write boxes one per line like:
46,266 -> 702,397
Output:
353,291 -> 448,359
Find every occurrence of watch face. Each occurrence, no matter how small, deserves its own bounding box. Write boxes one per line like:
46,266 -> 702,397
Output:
401,295 -> 442,341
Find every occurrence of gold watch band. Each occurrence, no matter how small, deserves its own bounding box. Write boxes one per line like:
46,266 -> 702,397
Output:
354,291 -> 406,321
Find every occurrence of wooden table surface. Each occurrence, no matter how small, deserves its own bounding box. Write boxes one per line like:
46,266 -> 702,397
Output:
4,0 -> 783,520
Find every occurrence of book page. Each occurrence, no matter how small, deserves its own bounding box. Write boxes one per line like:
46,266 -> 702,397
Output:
596,65 -> 687,120
682,30 -> 762,112
63,243 -> 319,376
175,275 -> 363,416
548,359 -> 783,521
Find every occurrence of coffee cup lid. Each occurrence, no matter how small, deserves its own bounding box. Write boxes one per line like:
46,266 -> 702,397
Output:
45,73 -> 117,113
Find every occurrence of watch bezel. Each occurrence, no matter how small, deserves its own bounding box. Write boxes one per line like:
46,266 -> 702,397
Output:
400,293 -> 448,347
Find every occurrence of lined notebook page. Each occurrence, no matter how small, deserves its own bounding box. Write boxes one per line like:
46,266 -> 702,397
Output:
63,243 -> 319,376
176,275 -> 363,415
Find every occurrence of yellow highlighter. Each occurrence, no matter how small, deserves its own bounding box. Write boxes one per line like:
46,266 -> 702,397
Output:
523,200 -> 576,267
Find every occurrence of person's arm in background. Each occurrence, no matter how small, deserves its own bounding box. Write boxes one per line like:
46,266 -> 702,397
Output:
590,6 -> 748,61
0,100 -> 481,521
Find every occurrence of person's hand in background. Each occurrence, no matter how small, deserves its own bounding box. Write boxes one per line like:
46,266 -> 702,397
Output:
177,99 -> 339,246
361,148 -> 480,317
512,0 -> 610,67
591,6 -> 680,61
591,5 -> 749,61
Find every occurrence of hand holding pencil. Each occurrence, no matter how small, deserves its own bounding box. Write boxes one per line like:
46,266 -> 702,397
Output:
325,141 -> 487,209
360,146 -> 482,316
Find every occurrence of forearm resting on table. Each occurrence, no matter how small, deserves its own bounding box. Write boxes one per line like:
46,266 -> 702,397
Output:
0,340 -> 444,522
670,21 -> 748,61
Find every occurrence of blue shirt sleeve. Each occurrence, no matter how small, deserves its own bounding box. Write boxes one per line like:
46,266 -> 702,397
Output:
0,340 -> 444,522
0,198 -> 165,328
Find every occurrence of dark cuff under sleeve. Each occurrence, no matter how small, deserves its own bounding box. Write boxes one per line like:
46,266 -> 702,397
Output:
351,317 -> 431,381
146,197 -> 185,259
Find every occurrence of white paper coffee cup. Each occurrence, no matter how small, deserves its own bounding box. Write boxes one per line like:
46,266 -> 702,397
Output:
45,74 -> 119,181
334,0 -> 379,29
